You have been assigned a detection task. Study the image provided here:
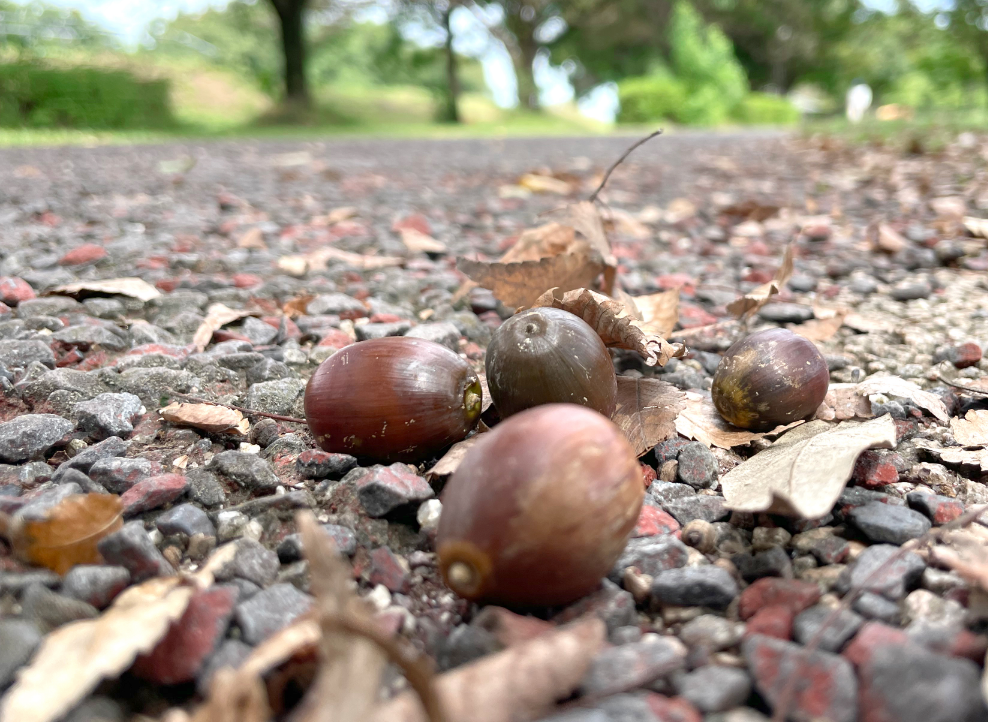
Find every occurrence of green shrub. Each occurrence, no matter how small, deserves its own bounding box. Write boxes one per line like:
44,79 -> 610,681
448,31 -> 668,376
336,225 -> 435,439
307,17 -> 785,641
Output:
617,71 -> 686,123
0,64 -> 174,129
734,92 -> 801,125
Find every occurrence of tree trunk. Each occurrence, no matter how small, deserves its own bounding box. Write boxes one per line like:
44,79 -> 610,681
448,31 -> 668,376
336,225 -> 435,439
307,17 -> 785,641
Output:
441,7 -> 461,123
517,34 -> 540,111
270,0 -> 310,108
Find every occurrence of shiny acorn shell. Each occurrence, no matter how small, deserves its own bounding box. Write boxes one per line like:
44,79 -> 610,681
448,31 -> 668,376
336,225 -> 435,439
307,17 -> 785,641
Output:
485,307 -> 617,419
711,327 -> 829,432
304,337 -> 482,463
436,403 -> 644,608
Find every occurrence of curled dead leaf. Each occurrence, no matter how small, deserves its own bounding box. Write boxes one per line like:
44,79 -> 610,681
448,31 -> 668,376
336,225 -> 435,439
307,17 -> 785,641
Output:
813,383 -> 875,422
611,377 -> 686,457
855,375 -> 949,422
721,414 -> 897,518
951,409 -> 988,447
532,287 -> 684,367
237,228 -> 266,250
913,439 -> 988,472
726,243 -> 794,318
51,278 -> 161,303
193,304 -> 253,353
630,289 -> 679,338
426,436 -> 485,482
160,402 -> 250,436
8,493 -> 123,575
400,228 -> 447,255
674,391 -> 802,449
518,173 -> 572,195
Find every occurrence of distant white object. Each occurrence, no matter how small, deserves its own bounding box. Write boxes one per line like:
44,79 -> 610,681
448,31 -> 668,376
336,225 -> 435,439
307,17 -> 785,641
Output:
846,82 -> 873,123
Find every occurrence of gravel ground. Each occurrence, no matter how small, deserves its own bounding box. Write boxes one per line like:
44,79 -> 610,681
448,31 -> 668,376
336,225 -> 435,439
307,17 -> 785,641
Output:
1,131 -> 988,722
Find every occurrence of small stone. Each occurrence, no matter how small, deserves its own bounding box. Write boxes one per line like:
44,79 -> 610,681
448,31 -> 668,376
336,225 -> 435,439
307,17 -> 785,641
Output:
0,619 -> 43,689
277,524 -> 358,563
853,592 -> 902,624
245,357 -> 292,385
132,586 -> 237,684
403,322 -> 461,350
902,589 -> 966,627
662,495 -> 729,525
241,316 -> 278,345
51,436 -> 128,481
296,450 -> 357,480
834,544 -> 925,600
417,499 -> 442,532
675,442 -> 719,489
743,634 -> 857,722
53,325 -> 129,352
932,342 -> 983,369
20,584 -> 99,632
59,243 -> 107,265
0,570 -> 60,595
652,437 -> 691,465
738,578 -> 821,620
805,535 -> 850,566
758,303 -> 815,323
849,276 -> 878,295
633,504 -> 681,538
609,626 -> 643,645
216,510 -> 250,542
186,469 -> 227,508
647,480 -> 696,504
355,321 -> 413,340
60,565 -> 130,610
890,280 -> 931,301
0,277 -> 35,305
73,392 -> 144,439
732,546 -> 793,582
555,580 -> 637,633
745,605 -> 794,640
849,502 -> 931,544
121,473 -> 189,515
852,450 -> 900,489
97,520 -> 174,581
611,536 -> 689,582
751,527 -> 792,552
0,339 -> 56,369
793,605 -> 864,653
156,503 -> 215,538
679,614 -> 744,651
88,457 -> 154,493
368,547 -> 410,593
234,582 -> 313,645
856,642 -> 987,722
675,665 -> 752,712
196,639 -> 252,696
62,696 -> 125,722
355,463 -> 434,517
906,491 -> 965,524
245,378 -> 306,416
579,636 -> 686,696
208,451 -> 280,493
0,414 -> 74,463
307,293 -> 366,318
651,567 -> 738,610
214,538 -> 280,587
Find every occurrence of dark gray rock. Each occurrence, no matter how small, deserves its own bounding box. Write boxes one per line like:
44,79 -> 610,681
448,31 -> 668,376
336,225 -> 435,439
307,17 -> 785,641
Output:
651,566 -> 739,610
20,583 -> 99,632
849,501 -> 932,544
758,303 -> 815,323
853,592 -> 902,624
196,639 -> 253,696
60,565 -> 130,609
110,367 -> 200,405
296,451 -> 357,480
579,637 -> 685,696
732,546 -> 793,582
88,457 -> 154,493
662,495 -> 729,525
439,624 -> 501,672
241,316 -> 278,345
244,378 -> 306,416
355,321 -> 413,340
793,605 -> 864,653
277,524 -> 358,562
51,436 -> 128,482
21,368 -> 105,403
0,570 -> 61,596
17,296 -> 83,318
355,464 -> 434,517
610,536 -> 689,582
891,281 -> 931,301
13,482 -> 83,521
213,538 -> 280,587
245,358 -> 292,385
97,521 -> 174,582
0,339 -> 55,368
0,414 -> 74,462
675,442 -> 719,489
53,325 -> 129,351
835,544 -> 925,600
404,322 -> 461,350
156,503 -> 215,538
0,619 -> 43,689
208,451 -> 280,493
186,468 -> 228,508
555,580 -> 637,633
675,665 -> 752,712
73,392 -> 144,439
55,467 -> 107,495
234,583 -> 313,645
307,293 -> 366,317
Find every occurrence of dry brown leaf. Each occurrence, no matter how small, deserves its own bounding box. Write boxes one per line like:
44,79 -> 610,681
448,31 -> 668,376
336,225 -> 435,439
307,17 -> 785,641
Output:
963,217 -> 988,239
502,223 -> 580,263
283,294 -> 316,318
370,617 -> 606,722
790,313 -> 845,342
674,391 -> 803,449
721,415 -> 896,518
193,304 -> 253,352
951,410 -> 988,447
426,436 -> 484,481
160,402 -> 250,436
843,313 -> 895,333
314,207 -> 358,226
875,223 -> 907,253
856,375 -> 949,422
813,383 -> 875,421
605,207 -> 652,239
532,287 -> 684,367
191,667 -> 271,722
518,173 -> 572,195
557,201 -> 617,294
308,246 -> 405,272
51,278 -> 161,302
458,249 -> 605,311
932,524 -> 988,592
8,493 -> 123,575
237,228 -> 266,250
914,439 -> 988,472
0,577 -> 194,722
726,243 -> 794,318
631,289 -> 679,338
400,228 -> 447,255
611,377 -> 686,457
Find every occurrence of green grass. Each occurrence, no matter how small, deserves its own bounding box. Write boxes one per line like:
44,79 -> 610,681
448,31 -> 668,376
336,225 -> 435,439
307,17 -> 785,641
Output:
802,109 -> 988,152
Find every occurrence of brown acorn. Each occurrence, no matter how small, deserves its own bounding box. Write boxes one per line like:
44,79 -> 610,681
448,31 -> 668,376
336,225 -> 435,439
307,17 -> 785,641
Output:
711,328 -> 829,432
304,337 -> 482,463
485,307 -> 617,419
436,403 -> 643,607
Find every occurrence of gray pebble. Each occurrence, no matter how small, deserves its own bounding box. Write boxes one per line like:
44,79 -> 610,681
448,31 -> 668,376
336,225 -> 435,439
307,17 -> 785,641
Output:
73,392 -> 144,439
403,322 -> 461,350
156,503 -> 215,538
208,451 -> 280,493
675,665 -> 752,712
793,605 -> 864,653
651,566 -> 739,609
97,520 -> 174,582
234,583 -> 313,645
60,565 -> 131,610
849,501 -> 932,545
0,414 -> 74,463
0,619 -> 43,689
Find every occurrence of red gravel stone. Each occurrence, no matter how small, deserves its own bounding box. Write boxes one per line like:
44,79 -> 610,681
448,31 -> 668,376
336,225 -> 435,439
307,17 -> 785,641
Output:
121,474 -> 189,515
843,622 -> 909,667
369,313 -> 403,323
644,694 -> 703,722
738,578 -> 821,621
744,605 -> 794,640
640,463 -> 657,487
633,505 -> 681,538
655,273 -> 696,294
317,329 -> 354,349
949,342 -> 982,369
132,586 -> 236,684
0,277 -> 35,305
677,304 -> 719,328
261,315 -> 301,340
852,451 -> 900,490
59,243 -> 107,265
392,213 -> 432,236
232,273 -> 263,288
368,546 -> 410,593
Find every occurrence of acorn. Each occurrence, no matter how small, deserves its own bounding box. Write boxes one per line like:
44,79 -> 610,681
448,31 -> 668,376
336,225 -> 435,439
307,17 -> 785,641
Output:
304,337 -> 482,463
436,403 -> 643,607
485,307 -> 617,419
711,328 -> 829,432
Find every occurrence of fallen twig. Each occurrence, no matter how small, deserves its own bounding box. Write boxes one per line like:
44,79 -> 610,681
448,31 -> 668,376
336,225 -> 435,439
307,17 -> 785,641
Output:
166,391 -> 307,425
771,503 -> 988,722
588,130 -> 663,203
940,377 -> 988,398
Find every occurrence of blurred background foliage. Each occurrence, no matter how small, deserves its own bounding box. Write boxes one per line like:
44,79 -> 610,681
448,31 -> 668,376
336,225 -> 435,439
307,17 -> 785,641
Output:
0,0 -> 987,137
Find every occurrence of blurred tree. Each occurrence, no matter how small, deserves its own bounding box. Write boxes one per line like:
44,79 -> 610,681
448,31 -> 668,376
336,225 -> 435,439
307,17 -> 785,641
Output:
0,1 -> 117,57
948,0 -> 988,85
395,1 -> 462,122
267,0 -> 310,105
